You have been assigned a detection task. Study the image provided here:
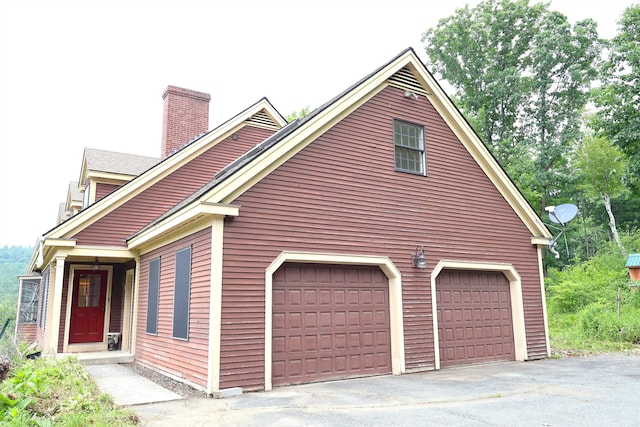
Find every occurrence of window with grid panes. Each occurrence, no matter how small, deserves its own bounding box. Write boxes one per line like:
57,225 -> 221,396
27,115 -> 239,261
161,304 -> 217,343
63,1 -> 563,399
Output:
394,120 -> 426,175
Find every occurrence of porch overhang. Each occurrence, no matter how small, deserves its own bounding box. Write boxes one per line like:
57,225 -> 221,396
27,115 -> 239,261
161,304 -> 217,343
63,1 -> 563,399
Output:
127,201 -> 239,252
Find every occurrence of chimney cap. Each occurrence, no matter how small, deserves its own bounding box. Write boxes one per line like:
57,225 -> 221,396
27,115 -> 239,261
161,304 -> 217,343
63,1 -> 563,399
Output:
162,85 -> 211,101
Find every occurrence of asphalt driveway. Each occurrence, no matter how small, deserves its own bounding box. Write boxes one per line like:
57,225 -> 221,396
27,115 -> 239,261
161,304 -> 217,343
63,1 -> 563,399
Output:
133,352 -> 640,426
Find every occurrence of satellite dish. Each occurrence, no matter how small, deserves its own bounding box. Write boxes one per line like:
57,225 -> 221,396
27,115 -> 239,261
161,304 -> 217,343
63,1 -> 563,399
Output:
548,203 -> 578,225
545,203 -> 578,259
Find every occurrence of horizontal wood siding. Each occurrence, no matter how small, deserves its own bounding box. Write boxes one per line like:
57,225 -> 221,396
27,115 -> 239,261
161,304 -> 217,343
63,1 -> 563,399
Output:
136,227 -> 211,389
75,126 -> 274,246
109,265 -> 125,333
95,183 -> 119,201
219,86 -> 546,390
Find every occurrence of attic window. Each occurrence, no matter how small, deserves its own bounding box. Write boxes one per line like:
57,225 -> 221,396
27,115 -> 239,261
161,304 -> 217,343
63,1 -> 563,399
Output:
394,120 -> 426,175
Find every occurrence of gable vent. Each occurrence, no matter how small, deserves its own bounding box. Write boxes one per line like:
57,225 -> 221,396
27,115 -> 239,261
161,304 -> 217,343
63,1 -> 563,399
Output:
246,110 -> 281,130
387,67 -> 430,96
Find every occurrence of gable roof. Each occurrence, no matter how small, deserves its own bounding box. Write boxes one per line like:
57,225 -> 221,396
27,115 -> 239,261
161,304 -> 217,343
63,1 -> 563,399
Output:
66,181 -> 82,205
81,148 -> 160,178
41,97 -> 287,244
128,47 -> 552,249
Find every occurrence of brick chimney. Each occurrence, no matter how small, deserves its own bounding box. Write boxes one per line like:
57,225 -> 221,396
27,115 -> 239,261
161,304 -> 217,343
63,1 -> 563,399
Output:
161,86 -> 211,158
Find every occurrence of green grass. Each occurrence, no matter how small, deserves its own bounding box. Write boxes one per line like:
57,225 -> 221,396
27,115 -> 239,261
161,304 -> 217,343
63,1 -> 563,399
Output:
0,357 -> 137,426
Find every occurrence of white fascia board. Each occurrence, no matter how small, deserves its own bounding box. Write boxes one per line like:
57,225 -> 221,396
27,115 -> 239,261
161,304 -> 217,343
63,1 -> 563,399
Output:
531,237 -> 551,246
86,171 -> 137,183
43,238 -> 77,248
64,246 -> 136,259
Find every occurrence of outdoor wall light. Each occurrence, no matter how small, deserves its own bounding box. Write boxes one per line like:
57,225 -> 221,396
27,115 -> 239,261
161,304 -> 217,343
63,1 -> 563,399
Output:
413,245 -> 427,269
92,257 -> 99,271
404,90 -> 419,100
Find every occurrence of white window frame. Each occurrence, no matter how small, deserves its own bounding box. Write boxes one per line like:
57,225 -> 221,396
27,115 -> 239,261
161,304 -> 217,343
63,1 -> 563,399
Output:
393,119 -> 426,176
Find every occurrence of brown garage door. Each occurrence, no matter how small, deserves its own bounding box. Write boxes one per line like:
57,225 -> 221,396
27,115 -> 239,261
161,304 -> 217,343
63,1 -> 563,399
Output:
272,264 -> 391,386
437,270 -> 514,367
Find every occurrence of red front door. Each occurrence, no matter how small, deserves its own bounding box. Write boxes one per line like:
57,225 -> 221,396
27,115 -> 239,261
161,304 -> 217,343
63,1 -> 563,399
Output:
69,270 -> 107,344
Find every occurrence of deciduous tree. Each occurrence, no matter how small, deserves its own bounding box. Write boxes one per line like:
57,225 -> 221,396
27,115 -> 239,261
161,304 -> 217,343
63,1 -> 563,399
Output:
592,4 -> 640,191
575,136 -> 627,255
422,0 -> 600,214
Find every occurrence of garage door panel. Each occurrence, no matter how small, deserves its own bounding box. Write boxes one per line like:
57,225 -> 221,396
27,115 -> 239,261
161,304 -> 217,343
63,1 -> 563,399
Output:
320,334 -> 332,350
361,311 -> 373,326
332,311 -> 345,327
289,335 -> 302,352
273,361 -> 285,379
273,313 -> 286,330
273,264 -> 391,386
289,289 -> 302,305
305,335 -> 318,351
437,270 -> 514,367
273,336 -> 285,354
304,312 -> 317,328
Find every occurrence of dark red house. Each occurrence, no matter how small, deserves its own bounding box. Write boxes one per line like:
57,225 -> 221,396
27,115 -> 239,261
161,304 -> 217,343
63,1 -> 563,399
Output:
16,48 -> 552,395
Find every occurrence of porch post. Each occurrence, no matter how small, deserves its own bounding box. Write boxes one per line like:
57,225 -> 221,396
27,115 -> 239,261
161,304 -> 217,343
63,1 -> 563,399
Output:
47,255 -> 66,356
130,256 -> 141,355
207,217 -> 225,395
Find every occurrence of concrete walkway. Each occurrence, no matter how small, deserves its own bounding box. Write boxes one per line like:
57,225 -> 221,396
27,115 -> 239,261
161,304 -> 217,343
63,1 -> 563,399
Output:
84,364 -> 183,406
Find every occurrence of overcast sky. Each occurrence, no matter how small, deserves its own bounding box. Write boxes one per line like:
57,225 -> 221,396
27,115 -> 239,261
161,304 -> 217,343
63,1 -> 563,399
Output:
0,0 -> 634,247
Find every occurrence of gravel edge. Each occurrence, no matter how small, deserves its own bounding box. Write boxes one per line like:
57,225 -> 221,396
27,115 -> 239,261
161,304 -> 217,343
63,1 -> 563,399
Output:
122,362 -> 208,399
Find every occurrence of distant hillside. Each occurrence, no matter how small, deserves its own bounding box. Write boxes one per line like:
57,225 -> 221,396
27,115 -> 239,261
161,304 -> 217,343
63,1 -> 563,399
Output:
0,246 -> 33,301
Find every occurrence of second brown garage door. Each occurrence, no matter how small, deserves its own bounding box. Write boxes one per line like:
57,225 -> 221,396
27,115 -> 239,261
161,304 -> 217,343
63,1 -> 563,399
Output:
272,264 -> 391,386
437,269 -> 515,367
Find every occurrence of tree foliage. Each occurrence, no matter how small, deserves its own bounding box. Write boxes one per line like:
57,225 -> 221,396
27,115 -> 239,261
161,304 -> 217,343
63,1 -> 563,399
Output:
422,0 -> 600,214
0,246 -> 32,302
592,4 -> 640,191
286,105 -> 311,122
422,0 -> 544,162
575,137 -> 628,254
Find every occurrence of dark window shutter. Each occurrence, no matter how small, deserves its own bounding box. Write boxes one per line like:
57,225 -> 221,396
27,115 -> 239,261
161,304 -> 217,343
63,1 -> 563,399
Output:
146,258 -> 160,334
173,247 -> 192,339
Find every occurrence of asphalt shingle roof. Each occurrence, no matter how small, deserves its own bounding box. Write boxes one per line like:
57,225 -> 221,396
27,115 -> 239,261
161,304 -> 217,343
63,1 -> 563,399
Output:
84,148 -> 160,176
68,181 -> 82,203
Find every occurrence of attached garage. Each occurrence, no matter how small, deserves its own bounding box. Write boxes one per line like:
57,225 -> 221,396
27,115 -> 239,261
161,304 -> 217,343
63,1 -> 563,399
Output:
272,264 -> 392,386
436,269 -> 515,367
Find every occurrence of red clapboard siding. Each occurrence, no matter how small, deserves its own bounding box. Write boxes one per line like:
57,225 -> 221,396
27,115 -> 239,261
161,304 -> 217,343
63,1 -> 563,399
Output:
218,85 -> 545,390
95,183 -> 120,202
136,227 -> 212,389
75,126 -> 275,247
109,266 -> 124,333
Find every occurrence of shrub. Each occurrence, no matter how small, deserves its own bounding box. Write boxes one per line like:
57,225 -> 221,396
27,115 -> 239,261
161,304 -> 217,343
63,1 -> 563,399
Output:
549,280 -> 595,313
0,357 -> 137,426
578,302 -> 640,343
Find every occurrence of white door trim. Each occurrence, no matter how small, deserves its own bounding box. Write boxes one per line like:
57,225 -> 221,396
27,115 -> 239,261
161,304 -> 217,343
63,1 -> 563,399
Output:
430,260 -> 527,369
